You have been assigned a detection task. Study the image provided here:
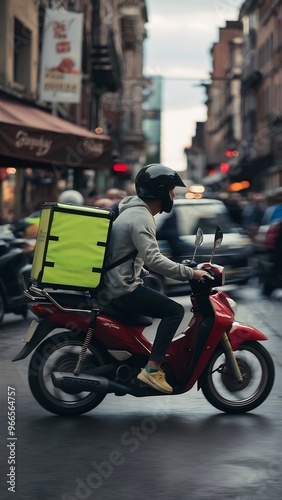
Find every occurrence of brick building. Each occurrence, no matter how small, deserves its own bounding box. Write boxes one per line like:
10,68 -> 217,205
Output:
0,0 -> 148,222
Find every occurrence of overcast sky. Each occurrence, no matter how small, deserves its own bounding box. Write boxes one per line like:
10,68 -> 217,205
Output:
144,0 -> 243,171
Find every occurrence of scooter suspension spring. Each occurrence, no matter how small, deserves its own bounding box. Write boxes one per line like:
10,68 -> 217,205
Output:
74,327 -> 94,376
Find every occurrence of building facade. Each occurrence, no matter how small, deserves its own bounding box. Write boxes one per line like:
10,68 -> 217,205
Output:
0,0 -> 148,222
205,21 -> 243,175
199,1 -> 282,195
142,75 -> 163,166
251,0 -> 282,191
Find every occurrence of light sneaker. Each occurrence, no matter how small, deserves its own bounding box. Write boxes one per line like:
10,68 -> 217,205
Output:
137,368 -> 173,393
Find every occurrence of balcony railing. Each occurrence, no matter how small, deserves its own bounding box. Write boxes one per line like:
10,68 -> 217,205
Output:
91,29 -> 122,92
241,70 -> 262,94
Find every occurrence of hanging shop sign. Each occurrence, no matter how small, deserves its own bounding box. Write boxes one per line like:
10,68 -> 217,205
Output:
39,8 -> 83,103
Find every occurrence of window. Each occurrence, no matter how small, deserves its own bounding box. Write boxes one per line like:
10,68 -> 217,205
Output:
278,84 -> 282,113
13,17 -> 31,90
278,19 -> 282,48
270,33 -> 273,56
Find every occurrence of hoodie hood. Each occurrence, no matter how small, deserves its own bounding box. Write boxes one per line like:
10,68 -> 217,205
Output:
118,195 -> 151,214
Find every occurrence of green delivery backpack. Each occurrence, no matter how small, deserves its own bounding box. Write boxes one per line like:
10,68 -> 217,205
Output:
31,202 -> 134,292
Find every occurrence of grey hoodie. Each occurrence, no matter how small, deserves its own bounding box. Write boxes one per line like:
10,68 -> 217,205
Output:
98,196 -> 194,305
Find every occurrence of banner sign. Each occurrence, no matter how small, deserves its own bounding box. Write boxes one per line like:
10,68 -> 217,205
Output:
39,8 -> 83,103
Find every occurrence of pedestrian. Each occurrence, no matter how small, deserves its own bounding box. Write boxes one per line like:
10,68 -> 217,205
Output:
269,187 -> 282,222
242,193 -> 266,241
105,188 -> 128,218
98,163 -> 213,393
223,193 -> 243,225
92,196 -> 114,208
57,189 -> 84,205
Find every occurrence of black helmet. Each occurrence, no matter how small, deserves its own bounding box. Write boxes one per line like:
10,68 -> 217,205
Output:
135,163 -> 186,213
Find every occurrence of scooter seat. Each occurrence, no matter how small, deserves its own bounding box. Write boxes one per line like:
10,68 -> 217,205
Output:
100,303 -> 153,326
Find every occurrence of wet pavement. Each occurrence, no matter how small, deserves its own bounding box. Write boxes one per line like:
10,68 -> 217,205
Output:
0,280 -> 281,500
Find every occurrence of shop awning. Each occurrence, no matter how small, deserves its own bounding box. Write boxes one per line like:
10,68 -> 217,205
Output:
0,99 -> 112,169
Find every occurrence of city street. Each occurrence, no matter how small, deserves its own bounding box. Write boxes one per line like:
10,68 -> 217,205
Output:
0,280 -> 281,500
1,2 -> 282,500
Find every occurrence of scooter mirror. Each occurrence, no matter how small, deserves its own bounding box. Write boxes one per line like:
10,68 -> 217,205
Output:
191,227 -> 204,262
214,226 -> 223,248
210,226 -> 223,263
195,227 -> 204,248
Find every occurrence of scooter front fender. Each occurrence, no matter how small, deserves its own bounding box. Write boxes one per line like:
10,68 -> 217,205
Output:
228,321 -> 268,351
12,319 -> 60,361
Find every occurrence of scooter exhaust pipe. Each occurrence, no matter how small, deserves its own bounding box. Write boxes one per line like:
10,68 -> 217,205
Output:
51,371 -> 135,396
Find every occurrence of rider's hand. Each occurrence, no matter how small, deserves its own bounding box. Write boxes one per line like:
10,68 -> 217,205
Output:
192,270 -> 215,282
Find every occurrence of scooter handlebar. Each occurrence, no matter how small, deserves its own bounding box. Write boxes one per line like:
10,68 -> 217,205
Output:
189,262 -> 225,292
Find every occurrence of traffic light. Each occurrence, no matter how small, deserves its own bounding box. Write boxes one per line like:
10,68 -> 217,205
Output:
225,149 -> 239,157
113,163 -> 128,173
112,149 -> 131,179
112,162 -> 131,180
205,166 -> 217,175
219,163 -> 230,173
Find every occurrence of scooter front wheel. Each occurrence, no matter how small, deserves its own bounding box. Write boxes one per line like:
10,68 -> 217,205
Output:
201,341 -> 275,414
28,331 -> 107,416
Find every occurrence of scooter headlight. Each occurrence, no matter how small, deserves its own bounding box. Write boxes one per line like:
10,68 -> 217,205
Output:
226,297 -> 237,315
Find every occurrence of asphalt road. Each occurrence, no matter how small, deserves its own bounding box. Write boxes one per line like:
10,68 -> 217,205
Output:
0,281 -> 281,500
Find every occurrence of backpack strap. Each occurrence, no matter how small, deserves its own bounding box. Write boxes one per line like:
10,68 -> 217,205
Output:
105,249 -> 138,271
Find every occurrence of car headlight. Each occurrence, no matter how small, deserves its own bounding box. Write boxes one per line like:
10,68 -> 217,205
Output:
226,297 -> 237,315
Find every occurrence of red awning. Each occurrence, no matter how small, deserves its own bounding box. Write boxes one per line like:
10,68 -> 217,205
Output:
0,99 -> 112,169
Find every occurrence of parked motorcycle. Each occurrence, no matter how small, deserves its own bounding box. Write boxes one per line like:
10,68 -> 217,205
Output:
12,227 -> 275,415
0,222 -> 35,262
0,238 -> 31,324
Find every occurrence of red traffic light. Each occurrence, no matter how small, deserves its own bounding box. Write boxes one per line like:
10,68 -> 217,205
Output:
205,167 -> 217,175
225,149 -> 239,157
219,163 -> 230,173
113,163 -> 128,172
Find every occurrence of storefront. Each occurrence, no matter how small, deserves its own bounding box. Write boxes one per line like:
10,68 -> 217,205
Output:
0,98 -> 112,222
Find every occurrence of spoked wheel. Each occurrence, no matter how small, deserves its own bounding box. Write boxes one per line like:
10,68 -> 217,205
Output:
28,332 -> 107,416
201,341 -> 275,414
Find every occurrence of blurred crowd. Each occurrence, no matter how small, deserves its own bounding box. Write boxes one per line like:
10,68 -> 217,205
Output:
18,182 -> 137,239
84,186 -> 133,217
219,187 -> 282,242
7,180 -> 282,245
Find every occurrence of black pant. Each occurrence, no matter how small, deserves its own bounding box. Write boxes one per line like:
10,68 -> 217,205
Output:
111,285 -> 184,363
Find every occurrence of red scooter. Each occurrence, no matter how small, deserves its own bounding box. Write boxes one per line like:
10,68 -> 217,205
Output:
12,227 -> 275,415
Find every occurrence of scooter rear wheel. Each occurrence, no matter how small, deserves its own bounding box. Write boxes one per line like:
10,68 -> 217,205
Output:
201,341 -> 275,414
28,331 -> 108,416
